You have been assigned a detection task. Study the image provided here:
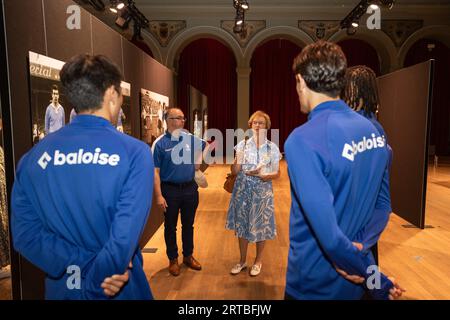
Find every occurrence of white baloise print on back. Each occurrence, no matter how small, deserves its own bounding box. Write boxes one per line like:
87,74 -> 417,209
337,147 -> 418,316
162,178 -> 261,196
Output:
37,148 -> 121,170
341,133 -> 386,162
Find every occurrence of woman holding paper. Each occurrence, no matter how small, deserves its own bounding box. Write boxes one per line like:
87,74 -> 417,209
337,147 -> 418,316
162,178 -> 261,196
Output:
225,110 -> 282,277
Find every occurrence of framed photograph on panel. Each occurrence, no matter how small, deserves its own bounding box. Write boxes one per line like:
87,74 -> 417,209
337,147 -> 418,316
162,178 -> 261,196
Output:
28,52 -> 70,145
140,88 -> 169,147
118,81 -> 132,135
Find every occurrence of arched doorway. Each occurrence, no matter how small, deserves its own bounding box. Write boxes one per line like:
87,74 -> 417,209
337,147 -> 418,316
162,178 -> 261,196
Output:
177,38 -> 237,134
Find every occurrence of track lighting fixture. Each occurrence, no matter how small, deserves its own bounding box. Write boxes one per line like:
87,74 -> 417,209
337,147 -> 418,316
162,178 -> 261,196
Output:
340,0 -> 395,34
232,1 -> 250,34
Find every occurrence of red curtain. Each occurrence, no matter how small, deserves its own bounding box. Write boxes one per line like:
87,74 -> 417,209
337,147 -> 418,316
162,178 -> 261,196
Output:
405,39 -> 450,156
177,38 -> 237,135
250,39 -> 305,151
338,39 -> 380,75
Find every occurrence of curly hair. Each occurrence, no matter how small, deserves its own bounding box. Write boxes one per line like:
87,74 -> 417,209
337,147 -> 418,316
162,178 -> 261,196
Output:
292,40 -> 347,98
342,65 -> 380,115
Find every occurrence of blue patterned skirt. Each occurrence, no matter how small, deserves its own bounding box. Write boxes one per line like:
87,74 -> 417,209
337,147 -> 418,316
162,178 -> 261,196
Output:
226,172 -> 277,242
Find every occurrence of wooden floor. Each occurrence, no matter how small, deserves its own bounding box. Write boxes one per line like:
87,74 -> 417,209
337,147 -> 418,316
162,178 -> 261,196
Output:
1,161 -> 449,300
143,161 -> 450,300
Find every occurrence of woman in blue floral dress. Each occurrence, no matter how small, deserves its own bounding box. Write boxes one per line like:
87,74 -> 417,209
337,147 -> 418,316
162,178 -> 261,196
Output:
226,111 -> 282,277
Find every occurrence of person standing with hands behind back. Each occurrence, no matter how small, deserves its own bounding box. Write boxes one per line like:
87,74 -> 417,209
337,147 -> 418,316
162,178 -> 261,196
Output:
11,54 -> 154,299
284,41 -> 404,300
226,111 -> 282,277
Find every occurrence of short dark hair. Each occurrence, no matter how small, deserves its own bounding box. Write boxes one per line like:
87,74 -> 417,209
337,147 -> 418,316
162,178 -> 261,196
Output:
292,40 -> 347,98
342,65 -> 380,115
60,54 -> 122,113
52,84 -> 59,92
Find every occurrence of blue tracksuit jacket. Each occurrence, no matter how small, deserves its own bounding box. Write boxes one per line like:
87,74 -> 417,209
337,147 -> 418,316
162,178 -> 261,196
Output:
284,100 -> 393,300
11,115 -> 154,300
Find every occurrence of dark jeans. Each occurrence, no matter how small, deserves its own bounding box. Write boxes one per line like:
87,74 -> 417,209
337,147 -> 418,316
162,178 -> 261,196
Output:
161,181 -> 199,260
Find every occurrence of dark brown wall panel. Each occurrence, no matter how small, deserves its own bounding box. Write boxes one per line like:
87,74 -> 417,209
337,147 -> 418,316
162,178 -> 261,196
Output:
122,39 -> 165,248
378,60 -> 433,228
121,38 -> 144,139
143,54 -> 175,106
91,17 -> 123,73
44,0 -> 92,61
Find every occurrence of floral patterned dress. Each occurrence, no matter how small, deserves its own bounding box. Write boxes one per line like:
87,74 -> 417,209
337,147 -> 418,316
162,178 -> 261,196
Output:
226,137 -> 282,242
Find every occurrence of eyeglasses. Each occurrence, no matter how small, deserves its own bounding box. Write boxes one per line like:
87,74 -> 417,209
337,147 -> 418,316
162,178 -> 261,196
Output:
252,121 -> 266,126
168,117 -> 186,121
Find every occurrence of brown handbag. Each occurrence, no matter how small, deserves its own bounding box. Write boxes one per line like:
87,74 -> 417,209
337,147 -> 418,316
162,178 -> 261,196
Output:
223,172 -> 237,193
223,137 -> 248,193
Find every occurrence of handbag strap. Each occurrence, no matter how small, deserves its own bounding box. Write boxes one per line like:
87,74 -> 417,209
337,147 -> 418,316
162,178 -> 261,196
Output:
243,136 -> 248,165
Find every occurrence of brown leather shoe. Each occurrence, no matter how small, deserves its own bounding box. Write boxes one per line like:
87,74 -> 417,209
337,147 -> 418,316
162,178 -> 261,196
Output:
168,258 -> 180,276
183,255 -> 202,271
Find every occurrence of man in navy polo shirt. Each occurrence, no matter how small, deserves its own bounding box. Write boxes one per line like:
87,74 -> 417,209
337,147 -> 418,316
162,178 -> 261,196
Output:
152,107 -> 206,276
284,41 -> 404,300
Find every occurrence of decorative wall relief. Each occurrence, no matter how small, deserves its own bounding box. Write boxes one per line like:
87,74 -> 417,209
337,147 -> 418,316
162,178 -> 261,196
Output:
298,20 -> 341,41
221,20 -> 266,48
149,20 -> 187,47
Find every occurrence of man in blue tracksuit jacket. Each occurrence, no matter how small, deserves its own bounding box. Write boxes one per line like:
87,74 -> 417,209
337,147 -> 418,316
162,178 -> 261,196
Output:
11,54 -> 154,300
284,41 -> 404,300
343,65 -> 394,262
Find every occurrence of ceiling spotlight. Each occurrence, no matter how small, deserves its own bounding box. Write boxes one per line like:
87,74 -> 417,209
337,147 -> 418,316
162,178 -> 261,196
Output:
369,4 -> 379,10
240,1 -> 249,10
109,7 -> 118,13
235,8 -> 244,26
351,21 -> 359,28
115,6 -> 132,29
117,2 -> 125,10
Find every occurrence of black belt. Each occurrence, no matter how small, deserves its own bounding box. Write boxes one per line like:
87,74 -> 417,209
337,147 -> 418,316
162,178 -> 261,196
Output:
162,180 -> 195,188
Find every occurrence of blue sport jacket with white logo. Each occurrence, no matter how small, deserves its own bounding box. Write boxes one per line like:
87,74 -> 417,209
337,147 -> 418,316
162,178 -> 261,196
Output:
284,100 -> 393,300
11,115 -> 154,300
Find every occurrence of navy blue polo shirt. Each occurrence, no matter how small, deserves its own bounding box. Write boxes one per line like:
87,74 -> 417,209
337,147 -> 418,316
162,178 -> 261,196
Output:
152,131 -> 206,183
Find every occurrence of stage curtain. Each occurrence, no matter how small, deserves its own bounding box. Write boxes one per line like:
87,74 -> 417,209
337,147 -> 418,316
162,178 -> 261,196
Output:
338,39 -> 381,75
177,38 -> 237,135
250,39 -> 305,151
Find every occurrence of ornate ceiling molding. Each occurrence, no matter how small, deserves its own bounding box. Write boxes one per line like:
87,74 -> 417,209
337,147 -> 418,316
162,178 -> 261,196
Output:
221,20 -> 266,48
298,20 -> 341,41
148,20 -> 187,47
